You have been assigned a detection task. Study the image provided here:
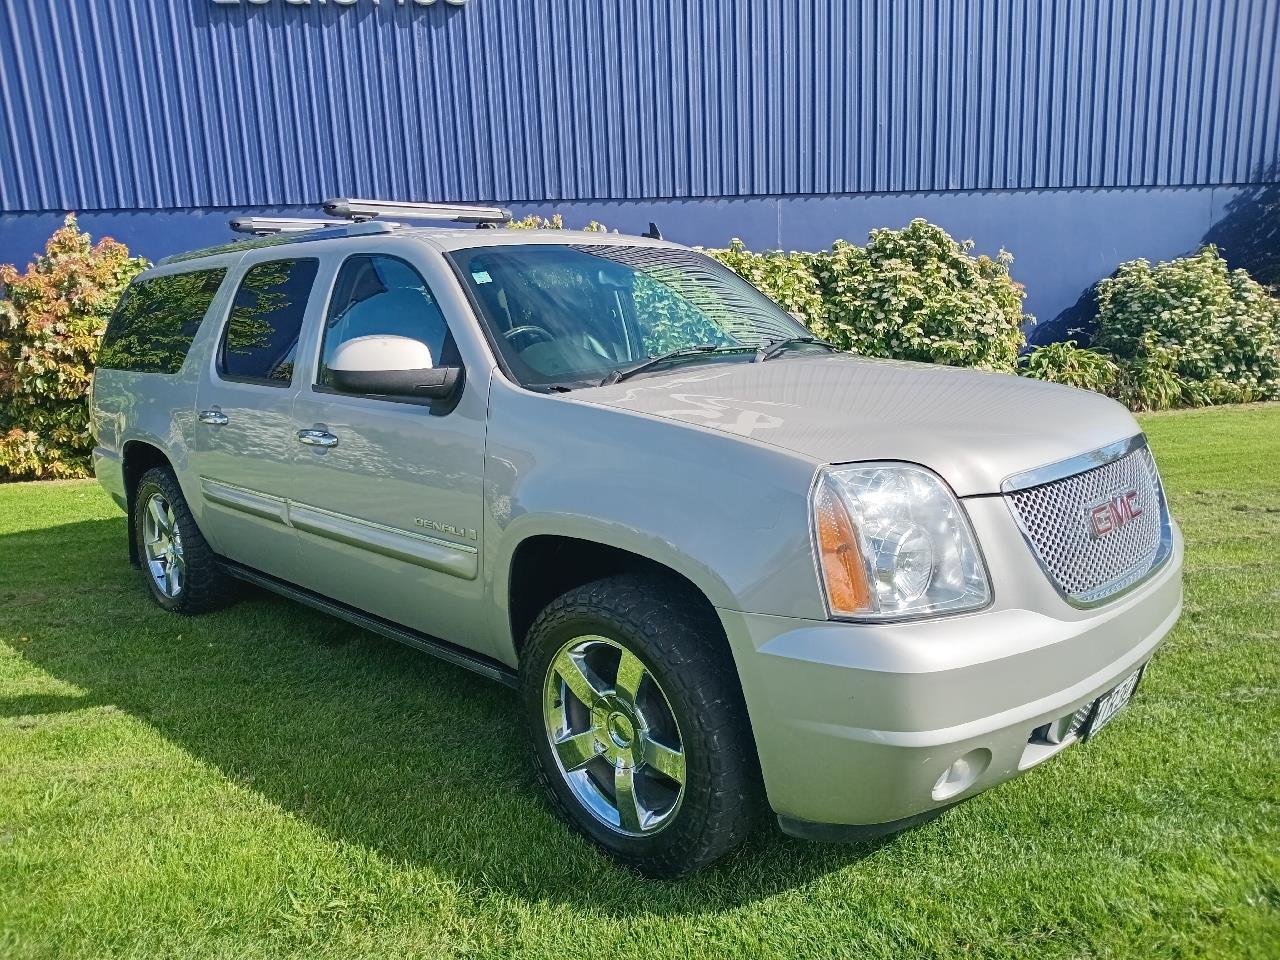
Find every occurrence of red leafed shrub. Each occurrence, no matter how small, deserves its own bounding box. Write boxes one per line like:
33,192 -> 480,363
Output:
0,215 -> 148,480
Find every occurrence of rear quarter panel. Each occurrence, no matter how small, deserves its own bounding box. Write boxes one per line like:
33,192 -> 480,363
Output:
91,257 -> 242,522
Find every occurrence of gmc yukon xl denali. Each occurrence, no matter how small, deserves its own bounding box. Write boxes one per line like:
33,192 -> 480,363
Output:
91,199 -> 1183,877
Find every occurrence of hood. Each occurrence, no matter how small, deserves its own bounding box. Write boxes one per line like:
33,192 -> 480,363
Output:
570,354 -> 1141,497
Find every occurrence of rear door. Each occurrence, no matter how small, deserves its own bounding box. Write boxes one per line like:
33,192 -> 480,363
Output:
191,255 -> 321,583
285,247 -> 492,652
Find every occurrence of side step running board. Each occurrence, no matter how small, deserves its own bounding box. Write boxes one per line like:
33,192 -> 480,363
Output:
219,560 -> 518,688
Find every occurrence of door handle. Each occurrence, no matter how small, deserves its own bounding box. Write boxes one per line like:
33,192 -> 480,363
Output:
198,409 -> 229,426
297,429 -> 339,449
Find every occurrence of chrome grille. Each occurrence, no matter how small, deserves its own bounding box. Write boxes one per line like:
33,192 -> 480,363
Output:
1005,443 -> 1170,606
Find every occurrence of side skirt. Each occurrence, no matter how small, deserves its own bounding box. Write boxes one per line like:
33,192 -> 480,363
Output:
218,559 -> 518,688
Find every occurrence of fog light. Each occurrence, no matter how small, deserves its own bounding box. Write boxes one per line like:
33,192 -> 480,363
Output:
932,748 -> 991,800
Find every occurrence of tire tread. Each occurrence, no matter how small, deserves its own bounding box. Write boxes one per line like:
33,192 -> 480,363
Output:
134,467 -> 233,615
521,573 -> 762,877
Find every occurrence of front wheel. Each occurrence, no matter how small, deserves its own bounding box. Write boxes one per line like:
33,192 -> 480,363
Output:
521,574 -> 761,877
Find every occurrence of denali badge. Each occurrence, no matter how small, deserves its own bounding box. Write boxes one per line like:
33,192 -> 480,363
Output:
415,516 -> 478,541
1086,490 -> 1143,539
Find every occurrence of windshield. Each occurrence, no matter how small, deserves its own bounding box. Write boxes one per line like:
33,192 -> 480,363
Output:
448,243 -> 810,388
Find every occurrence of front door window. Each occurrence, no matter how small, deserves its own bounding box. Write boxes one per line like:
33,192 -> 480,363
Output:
318,255 -> 455,388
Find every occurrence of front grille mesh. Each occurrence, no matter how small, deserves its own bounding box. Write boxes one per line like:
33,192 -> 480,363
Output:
1006,446 -> 1167,604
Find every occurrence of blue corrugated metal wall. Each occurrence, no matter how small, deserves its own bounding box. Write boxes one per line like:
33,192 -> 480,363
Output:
2,0 -> 1277,214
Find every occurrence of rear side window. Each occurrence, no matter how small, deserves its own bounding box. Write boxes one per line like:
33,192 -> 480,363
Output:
219,258 -> 319,385
97,268 -> 227,374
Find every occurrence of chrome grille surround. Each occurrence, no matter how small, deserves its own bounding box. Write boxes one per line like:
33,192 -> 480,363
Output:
1002,435 -> 1173,608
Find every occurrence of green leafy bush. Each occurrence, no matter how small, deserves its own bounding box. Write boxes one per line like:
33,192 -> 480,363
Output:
1112,346 -> 1211,412
804,220 -> 1029,371
0,215 -> 148,480
506,213 -> 610,233
1021,340 -> 1119,394
706,240 -> 826,329
707,221 -> 1030,371
1093,246 -> 1280,403
1018,337 -> 1205,411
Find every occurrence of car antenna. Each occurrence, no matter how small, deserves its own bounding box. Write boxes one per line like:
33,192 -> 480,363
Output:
642,221 -> 663,240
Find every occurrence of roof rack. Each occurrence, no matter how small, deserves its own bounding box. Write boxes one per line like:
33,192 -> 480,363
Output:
167,221 -> 395,266
323,197 -> 513,225
230,217 -> 347,236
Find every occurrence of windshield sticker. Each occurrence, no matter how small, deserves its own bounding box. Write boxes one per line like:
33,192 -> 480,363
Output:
471,270 -> 492,284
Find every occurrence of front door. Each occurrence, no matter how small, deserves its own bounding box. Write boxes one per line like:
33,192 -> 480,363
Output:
191,256 -> 321,584
286,252 -> 490,651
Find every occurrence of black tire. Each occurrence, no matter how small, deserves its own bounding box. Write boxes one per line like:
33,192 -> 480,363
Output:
521,573 -> 762,878
132,466 -> 233,615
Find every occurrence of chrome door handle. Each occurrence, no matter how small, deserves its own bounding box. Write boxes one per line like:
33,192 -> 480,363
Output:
296,429 -> 339,448
198,409 -> 229,426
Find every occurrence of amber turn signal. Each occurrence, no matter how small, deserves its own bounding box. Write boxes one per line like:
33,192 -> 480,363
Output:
814,480 -> 874,615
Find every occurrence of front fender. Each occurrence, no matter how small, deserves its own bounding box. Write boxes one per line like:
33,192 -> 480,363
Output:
482,381 -> 827,662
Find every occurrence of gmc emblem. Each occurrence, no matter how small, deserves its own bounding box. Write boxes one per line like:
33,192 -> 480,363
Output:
1087,490 -> 1143,538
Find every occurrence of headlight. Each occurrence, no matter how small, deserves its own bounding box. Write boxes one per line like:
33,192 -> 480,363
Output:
812,463 -> 990,619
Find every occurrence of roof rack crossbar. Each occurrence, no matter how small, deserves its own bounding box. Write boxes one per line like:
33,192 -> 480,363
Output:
164,221 -> 396,265
230,217 -> 348,236
323,197 -> 513,224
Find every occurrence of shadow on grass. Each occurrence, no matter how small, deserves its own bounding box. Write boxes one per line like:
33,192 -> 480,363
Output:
0,692 -> 88,718
1,516 -> 898,912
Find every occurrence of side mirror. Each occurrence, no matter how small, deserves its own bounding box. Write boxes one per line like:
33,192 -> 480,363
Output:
328,335 -> 461,401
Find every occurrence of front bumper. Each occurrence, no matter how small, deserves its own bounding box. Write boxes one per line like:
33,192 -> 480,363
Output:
717,499 -> 1184,835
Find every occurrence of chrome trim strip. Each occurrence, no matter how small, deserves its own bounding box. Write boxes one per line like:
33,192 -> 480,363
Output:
288,501 -> 478,581
200,477 -> 290,524
199,478 -> 479,581
1000,434 -> 1148,494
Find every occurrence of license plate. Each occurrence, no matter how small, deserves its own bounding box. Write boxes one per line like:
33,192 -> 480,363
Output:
1084,666 -> 1144,740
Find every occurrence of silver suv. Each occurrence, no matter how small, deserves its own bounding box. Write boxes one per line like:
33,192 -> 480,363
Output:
91,199 -> 1183,877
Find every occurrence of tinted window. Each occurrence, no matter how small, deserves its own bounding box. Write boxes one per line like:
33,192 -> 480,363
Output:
219,259 -> 319,385
98,269 -> 226,374
318,255 -> 456,387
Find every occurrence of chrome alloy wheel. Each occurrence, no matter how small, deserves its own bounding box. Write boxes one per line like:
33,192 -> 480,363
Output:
543,635 -> 686,836
142,492 -> 185,598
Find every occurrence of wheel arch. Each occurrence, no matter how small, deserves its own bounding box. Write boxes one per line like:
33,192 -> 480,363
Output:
121,439 -> 176,566
501,530 -> 733,663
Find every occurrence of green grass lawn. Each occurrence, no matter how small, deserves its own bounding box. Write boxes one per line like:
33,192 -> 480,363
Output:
1,405 -> 1278,959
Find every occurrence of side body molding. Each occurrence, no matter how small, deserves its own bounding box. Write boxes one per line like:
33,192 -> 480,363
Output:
288,503 -> 478,580
200,477 -> 288,524
199,477 -> 479,581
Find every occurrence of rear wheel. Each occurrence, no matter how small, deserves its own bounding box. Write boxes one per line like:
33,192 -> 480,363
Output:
521,574 -> 761,877
132,467 -> 232,614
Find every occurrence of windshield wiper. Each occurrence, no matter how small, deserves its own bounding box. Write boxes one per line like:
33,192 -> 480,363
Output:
600,344 -> 746,386
754,336 -> 837,363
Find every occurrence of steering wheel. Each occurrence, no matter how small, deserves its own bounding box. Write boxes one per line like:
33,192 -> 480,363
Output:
503,324 -> 555,349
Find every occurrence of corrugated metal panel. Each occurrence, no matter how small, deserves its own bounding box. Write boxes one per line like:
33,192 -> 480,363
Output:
1,0 -> 1276,214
